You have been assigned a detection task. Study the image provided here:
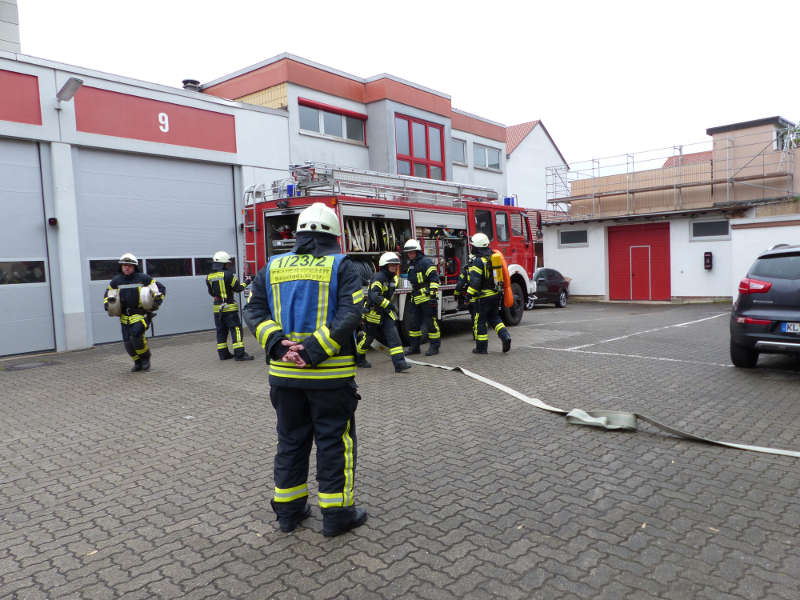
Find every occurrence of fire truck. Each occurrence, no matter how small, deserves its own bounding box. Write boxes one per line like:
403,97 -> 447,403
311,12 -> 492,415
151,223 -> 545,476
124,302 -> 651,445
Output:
241,163 -> 538,334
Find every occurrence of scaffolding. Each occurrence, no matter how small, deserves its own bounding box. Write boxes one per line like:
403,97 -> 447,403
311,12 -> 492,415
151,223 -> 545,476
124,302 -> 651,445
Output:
546,125 -> 798,221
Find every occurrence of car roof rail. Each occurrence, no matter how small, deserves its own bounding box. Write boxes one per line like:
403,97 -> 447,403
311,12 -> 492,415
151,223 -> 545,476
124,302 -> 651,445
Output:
767,243 -> 791,251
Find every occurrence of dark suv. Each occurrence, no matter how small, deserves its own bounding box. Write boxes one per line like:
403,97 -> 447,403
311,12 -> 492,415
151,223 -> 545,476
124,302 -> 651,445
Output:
730,244 -> 800,368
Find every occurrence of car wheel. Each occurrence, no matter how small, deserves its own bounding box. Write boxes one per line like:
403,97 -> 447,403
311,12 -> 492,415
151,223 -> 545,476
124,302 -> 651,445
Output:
730,339 -> 759,368
502,282 -> 525,326
555,289 -> 568,308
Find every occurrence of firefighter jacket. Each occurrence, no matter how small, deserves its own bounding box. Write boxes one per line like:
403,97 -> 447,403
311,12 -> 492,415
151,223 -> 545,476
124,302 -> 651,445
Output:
364,268 -> 399,324
406,253 -> 440,305
104,270 -> 164,324
206,266 -> 246,313
466,247 -> 499,301
243,232 -> 364,389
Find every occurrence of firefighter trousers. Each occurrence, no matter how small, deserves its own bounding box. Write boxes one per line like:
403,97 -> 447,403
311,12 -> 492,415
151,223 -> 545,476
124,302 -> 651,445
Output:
269,382 -> 360,520
356,317 -> 406,367
120,317 -> 149,363
407,301 -> 440,351
214,310 -> 246,358
473,295 -> 510,353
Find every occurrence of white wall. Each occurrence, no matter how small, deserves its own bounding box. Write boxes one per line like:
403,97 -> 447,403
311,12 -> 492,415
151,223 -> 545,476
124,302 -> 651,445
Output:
450,129 -> 506,197
669,218 -> 732,298
542,223 -> 607,296
0,0 -> 19,53
730,217 -> 800,297
286,83 -> 370,170
506,125 -> 566,210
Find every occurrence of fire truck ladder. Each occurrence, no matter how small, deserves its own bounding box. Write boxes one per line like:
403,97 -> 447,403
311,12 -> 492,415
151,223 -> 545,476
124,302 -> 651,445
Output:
241,183 -> 267,278
274,162 -> 501,207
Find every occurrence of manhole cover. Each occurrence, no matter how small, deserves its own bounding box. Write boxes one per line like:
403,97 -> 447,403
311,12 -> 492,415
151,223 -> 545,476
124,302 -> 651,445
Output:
1,360 -> 59,371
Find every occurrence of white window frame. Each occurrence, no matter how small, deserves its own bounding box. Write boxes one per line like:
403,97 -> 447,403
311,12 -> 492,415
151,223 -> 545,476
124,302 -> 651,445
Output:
558,228 -> 589,248
473,143 -> 502,172
689,219 -> 730,242
451,138 -> 467,165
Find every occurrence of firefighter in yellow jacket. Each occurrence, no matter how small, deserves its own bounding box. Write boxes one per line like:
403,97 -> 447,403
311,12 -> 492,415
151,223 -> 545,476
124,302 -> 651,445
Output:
465,233 -> 511,354
243,203 -> 368,537
403,239 -> 441,356
205,251 -> 253,361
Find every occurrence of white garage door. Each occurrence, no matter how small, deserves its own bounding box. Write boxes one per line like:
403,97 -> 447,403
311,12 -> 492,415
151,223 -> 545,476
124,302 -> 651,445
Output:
0,139 -> 55,356
74,149 -> 237,344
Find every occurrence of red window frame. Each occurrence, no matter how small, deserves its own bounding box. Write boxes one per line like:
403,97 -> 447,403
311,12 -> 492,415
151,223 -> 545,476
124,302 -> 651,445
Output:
395,114 -> 445,180
298,97 -> 367,144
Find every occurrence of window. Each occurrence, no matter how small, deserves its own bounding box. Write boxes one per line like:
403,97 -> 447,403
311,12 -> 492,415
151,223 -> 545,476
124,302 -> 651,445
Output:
298,98 -> 366,143
0,260 -> 46,285
559,229 -> 588,247
145,258 -> 193,277
474,210 -> 494,240
395,115 -> 445,180
89,260 -> 122,281
750,252 -> 800,279
691,220 -> 729,240
195,257 -> 235,276
474,143 -> 501,171
495,212 -> 510,241
451,138 -> 466,164
510,213 -> 523,237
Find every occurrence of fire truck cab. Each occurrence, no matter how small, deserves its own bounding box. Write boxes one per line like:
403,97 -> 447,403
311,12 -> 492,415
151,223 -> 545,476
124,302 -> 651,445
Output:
242,164 -> 537,330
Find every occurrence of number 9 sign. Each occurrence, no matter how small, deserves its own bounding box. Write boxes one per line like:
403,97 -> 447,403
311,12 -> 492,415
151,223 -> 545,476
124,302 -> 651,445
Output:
158,112 -> 170,133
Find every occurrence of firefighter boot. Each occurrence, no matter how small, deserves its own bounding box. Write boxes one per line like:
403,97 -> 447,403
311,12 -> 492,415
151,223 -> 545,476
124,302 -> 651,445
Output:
219,348 -> 234,360
130,360 -> 143,372
322,507 -> 368,538
406,345 -> 421,356
139,352 -> 151,372
355,355 -> 372,368
270,500 -> 311,533
472,341 -> 488,355
392,355 -> 412,373
500,329 -> 512,353
234,352 -> 254,361
424,343 -> 440,357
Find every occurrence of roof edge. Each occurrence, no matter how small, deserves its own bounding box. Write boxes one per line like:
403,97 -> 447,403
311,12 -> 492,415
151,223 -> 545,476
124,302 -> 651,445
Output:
706,116 -> 795,136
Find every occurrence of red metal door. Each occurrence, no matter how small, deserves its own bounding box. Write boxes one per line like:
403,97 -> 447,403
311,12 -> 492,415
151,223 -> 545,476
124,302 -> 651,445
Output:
608,223 -> 670,300
630,246 -> 651,300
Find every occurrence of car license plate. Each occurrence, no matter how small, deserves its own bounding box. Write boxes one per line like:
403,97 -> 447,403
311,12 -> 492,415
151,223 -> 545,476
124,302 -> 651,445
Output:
783,322 -> 800,334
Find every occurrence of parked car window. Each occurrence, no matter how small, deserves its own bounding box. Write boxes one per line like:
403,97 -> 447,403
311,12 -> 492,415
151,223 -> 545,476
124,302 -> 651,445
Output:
750,252 -> 800,279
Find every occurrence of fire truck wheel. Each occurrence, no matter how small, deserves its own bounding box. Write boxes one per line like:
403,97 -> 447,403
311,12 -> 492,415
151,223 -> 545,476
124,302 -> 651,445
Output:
502,282 -> 525,326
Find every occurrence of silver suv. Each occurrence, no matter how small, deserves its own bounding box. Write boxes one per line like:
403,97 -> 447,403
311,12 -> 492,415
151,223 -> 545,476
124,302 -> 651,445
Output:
730,244 -> 800,368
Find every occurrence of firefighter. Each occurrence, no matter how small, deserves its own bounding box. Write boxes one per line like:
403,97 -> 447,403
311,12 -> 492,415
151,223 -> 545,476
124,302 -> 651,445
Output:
453,252 -> 476,339
465,233 -> 512,354
243,202 -> 368,537
402,239 -> 441,356
205,251 -> 254,361
355,252 -> 412,373
103,253 -> 165,372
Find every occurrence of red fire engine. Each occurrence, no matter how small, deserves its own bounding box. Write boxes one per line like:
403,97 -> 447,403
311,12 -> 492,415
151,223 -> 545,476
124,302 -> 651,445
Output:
242,163 -> 538,330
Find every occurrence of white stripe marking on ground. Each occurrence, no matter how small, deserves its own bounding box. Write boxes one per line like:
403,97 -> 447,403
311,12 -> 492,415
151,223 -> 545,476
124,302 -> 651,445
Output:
565,313 -> 727,350
527,345 -> 732,368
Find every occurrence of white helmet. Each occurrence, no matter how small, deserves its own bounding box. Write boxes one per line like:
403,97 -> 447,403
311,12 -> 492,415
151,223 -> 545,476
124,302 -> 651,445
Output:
213,250 -> 232,263
403,239 -> 422,252
379,252 -> 401,267
118,252 -> 138,266
470,233 -> 490,248
297,202 -> 341,236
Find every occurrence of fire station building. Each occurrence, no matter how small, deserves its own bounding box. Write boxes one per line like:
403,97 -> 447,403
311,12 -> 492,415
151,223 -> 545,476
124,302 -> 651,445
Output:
0,43 -> 565,357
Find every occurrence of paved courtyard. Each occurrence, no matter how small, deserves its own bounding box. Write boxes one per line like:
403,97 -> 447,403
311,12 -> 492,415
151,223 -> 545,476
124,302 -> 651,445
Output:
2,302 -> 800,599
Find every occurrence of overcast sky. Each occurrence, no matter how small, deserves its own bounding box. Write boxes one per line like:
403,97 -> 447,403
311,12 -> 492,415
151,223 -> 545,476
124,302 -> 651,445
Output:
16,0 -> 800,166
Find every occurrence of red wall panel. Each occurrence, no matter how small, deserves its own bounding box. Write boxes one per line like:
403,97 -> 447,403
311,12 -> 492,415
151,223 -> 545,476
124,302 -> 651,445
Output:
74,87 -> 236,152
0,70 -> 42,125
608,223 -> 671,300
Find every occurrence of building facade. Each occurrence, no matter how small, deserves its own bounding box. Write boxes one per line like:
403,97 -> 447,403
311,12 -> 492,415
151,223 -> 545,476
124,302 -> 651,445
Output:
1,48 -> 564,357
542,117 -> 799,302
